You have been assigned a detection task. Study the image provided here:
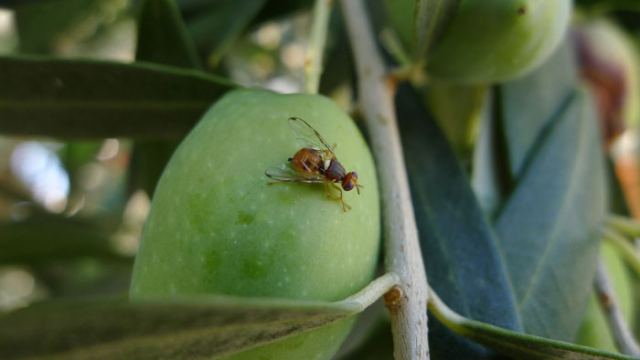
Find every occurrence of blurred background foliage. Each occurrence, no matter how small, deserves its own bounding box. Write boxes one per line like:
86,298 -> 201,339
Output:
0,0 -> 639,358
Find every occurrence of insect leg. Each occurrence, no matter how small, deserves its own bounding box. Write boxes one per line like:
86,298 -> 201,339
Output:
331,183 -> 351,211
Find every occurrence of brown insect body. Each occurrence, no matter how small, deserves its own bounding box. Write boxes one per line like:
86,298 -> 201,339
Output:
290,147 -> 326,173
290,148 -> 359,193
266,117 -> 362,211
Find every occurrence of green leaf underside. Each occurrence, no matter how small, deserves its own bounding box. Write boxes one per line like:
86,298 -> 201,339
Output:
429,291 -> 635,360
0,274 -> 395,360
0,214 -> 126,265
396,84 -> 520,358
0,56 -> 233,138
499,41 -> 578,181
495,43 -> 608,340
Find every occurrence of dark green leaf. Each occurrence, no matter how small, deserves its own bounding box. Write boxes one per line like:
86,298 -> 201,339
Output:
128,140 -> 179,196
0,56 -> 234,138
429,289 -> 635,360
0,214 -> 126,265
495,88 -> 607,340
606,156 -> 631,216
471,89 -> 511,219
136,0 -> 201,69
0,274 -> 394,359
396,84 -> 521,358
186,0 -> 268,65
129,0 -> 200,196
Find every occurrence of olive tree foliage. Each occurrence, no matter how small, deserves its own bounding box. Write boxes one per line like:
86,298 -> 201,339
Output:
0,0 -> 639,359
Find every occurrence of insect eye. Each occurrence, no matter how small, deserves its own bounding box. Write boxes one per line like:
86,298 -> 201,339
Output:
343,182 -> 354,191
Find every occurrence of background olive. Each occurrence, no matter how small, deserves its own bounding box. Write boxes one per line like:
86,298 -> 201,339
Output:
386,0 -> 572,84
130,89 -> 381,359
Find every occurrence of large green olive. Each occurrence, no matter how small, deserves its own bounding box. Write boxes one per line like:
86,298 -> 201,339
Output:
130,89 -> 380,359
387,0 -> 571,84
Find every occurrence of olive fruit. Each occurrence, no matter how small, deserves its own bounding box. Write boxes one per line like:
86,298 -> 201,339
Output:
130,89 -> 381,359
386,0 -> 572,84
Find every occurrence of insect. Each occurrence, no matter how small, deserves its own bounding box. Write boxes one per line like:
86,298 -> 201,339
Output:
265,117 -> 362,211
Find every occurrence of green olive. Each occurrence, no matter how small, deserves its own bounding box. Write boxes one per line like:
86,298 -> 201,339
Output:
386,0 -> 571,84
130,89 -> 380,359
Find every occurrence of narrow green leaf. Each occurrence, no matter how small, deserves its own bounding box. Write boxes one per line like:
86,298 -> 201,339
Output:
128,140 -> 179,196
429,288 -> 635,360
136,0 -> 201,69
396,84 -> 521,358
471,89 -> 512,219
0,274 -> 396,360
500,41 -> 578,180
495,88 -> 608,340
0,214 -> 125,265
606,157 -> 632,216
129,0 -> 200,196
0,56 -> 234,138
186,0 -> 268,65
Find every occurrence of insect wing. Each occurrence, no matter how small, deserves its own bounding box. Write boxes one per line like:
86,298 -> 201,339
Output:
265,166 -> 327,184
288,117 -> 335,155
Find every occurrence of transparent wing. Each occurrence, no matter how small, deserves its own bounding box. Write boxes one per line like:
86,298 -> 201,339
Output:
288,117 -> 335,155
265,165 -> 327,184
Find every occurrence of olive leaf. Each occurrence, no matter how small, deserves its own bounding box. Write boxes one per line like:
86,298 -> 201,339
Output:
428,288 -> 636,360
495,61 -> 607,340
0,56 -> 233,138
396,83 -> 521,358
184,0 -> 268,65
0,213 -> 126,265
499,41 -> 578,181
0,274 -> 397,360
128,0 -> 199,196
136,0 -> 202,69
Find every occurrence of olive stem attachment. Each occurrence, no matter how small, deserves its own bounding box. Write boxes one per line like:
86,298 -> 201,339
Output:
593,258 -> 640,356
340,0 -> 430,359
304,0 -> 333,94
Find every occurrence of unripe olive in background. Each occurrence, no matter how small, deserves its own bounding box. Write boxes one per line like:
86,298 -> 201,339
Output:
130,89 -> 381,359
386,0 -> 572,84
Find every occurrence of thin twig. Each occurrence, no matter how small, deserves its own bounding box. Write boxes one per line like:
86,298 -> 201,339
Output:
340,0 -> 430,359
594,260 -> 640,356
304,0 -> 333,94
